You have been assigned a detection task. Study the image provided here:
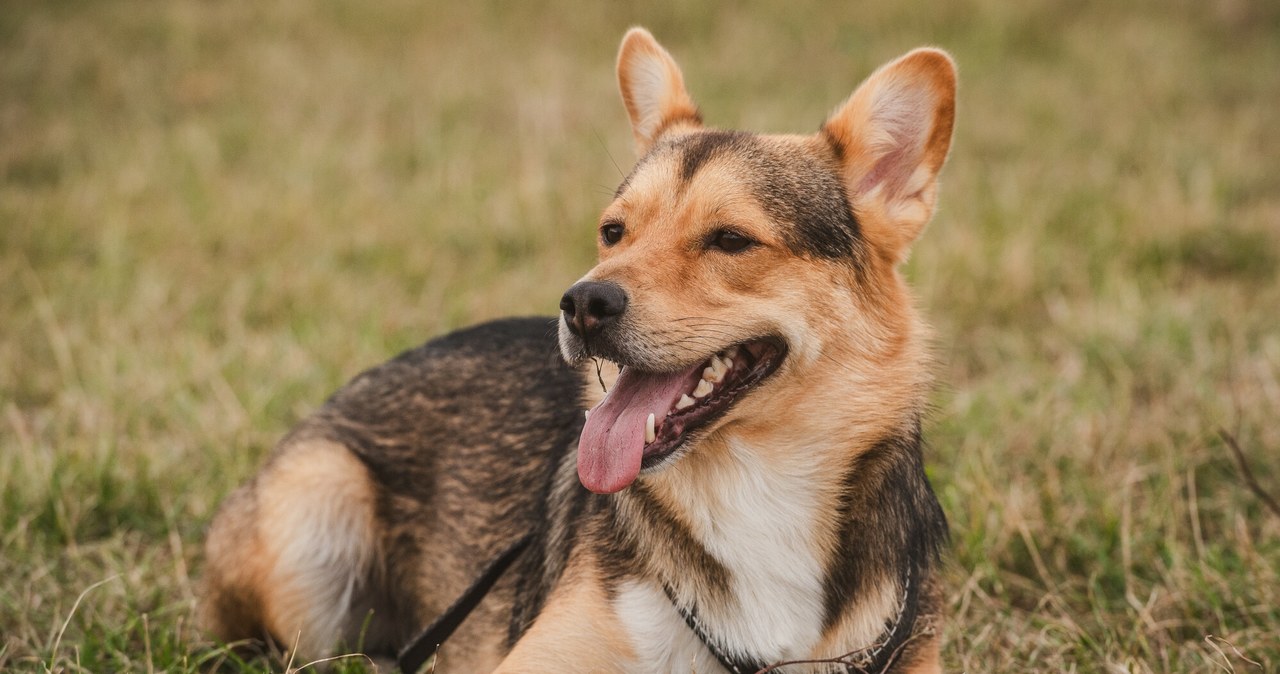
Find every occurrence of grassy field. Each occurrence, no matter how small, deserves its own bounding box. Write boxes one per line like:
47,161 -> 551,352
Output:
3,0 -> 1279,671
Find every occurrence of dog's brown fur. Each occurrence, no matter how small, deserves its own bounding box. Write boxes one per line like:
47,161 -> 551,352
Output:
202,28 -> 957,673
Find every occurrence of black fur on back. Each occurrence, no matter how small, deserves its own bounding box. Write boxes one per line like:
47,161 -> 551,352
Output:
281,317 -> 594,647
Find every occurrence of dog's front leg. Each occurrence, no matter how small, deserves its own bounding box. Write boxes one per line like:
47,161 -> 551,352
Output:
494,557 -> 636,673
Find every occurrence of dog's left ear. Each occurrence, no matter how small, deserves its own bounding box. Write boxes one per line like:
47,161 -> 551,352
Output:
823,48 -> 956,264
617,27 -> 703,156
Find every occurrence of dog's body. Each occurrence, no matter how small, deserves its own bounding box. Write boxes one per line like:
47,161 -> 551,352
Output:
203,29 -> 957,673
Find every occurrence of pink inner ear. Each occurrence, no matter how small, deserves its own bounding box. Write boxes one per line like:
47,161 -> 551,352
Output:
854,89 -> 930,200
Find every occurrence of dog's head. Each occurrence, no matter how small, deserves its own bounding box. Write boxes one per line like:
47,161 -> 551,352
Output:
561,28 -> 956,494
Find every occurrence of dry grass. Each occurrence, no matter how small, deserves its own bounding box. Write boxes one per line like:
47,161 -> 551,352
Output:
2,0 -> 1278,671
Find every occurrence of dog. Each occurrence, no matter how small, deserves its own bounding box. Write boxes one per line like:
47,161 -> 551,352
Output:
201,27 -> 956,673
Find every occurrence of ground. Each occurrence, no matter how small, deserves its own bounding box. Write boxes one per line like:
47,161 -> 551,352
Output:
2,0 -> 1278,671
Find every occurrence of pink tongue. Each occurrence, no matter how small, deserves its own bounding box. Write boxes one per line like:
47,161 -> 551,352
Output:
578,365 -> 697,494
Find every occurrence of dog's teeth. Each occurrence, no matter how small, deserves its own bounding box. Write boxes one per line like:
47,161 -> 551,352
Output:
584,409 -> 590,420
703,357 -> 728,383
645,413 -> 656,443
712,357 -> 728,382
703,358 -> 728,382
722,357 -> 733,372
693,379 -> 713,398
676,394 -> 695,410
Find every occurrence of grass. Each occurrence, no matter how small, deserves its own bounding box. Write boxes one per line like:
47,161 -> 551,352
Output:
2,0 -> 1278,671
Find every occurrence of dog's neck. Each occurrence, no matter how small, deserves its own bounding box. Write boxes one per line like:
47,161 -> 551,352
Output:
607,413 -> 945,663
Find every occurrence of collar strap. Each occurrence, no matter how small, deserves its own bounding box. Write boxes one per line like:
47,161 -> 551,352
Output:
661,584 -> 769,674
662,566 -> 919,674
398,533 -> 533,674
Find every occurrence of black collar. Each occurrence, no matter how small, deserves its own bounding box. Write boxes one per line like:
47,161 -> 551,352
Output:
661,583 -> 768,674
662,564 -> 920,674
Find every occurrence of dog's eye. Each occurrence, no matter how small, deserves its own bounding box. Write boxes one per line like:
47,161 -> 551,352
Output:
600,222 -> 625,246
708,229 -> 754,253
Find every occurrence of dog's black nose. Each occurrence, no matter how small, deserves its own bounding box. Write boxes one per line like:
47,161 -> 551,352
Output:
560,281 -> 628,338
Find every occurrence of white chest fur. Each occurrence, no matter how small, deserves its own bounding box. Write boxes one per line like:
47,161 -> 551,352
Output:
614,581 -> 721,674
616,441 -> 829,672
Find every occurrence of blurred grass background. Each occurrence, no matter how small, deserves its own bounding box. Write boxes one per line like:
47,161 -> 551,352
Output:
2,0 -> 1279,671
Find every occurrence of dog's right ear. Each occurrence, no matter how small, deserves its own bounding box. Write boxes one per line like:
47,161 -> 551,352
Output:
617,28 -> 702,156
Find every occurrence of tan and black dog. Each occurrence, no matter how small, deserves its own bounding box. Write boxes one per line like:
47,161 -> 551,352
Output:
202,28 -> 956,673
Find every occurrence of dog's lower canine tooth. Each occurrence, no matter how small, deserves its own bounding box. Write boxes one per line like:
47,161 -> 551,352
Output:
693,379 -> 713,398
645,413 -> 656,443
676,394 -> 695,410
584,409 -> 590,420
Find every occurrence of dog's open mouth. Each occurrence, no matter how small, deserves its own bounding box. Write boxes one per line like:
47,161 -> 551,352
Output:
577,338 -> 787,494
